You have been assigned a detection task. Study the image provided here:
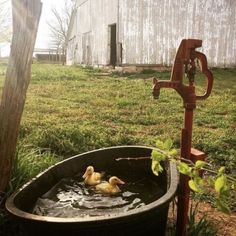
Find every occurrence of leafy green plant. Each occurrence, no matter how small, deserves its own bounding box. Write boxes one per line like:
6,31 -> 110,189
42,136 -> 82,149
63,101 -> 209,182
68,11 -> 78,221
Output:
151,139 -> 236,214
187,203 -> 217,236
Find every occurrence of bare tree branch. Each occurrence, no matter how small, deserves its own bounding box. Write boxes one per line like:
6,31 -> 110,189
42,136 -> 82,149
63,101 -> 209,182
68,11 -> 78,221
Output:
47,0 -> 75,51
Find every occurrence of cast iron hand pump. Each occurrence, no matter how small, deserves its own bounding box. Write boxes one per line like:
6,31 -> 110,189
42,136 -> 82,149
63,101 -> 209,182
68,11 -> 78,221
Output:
153,39 -> 213,108
152,39 -> 214,236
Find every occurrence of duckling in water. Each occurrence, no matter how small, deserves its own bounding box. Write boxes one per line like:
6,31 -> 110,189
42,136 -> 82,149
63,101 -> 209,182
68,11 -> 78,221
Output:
82,166 -> 103,185
95,176 -> 125,194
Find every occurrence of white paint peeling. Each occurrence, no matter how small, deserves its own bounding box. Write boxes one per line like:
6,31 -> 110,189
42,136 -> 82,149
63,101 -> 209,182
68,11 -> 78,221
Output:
67,0 -> 236,67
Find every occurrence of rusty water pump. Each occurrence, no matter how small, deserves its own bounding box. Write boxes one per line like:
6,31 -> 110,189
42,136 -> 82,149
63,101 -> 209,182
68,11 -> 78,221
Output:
152,39 -> 214,236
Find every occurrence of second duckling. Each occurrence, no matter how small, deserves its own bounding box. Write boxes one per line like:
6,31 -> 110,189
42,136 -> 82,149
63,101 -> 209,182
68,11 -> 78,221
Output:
95,176 -> 125,194
82,166 -> 103,185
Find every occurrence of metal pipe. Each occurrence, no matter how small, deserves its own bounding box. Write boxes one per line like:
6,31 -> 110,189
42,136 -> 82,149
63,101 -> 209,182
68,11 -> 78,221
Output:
176,109 -> 194,236
152,39 -> 213,236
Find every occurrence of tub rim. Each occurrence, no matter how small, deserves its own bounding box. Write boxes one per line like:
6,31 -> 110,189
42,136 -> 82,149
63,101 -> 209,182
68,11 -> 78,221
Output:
5,145 -> 179,223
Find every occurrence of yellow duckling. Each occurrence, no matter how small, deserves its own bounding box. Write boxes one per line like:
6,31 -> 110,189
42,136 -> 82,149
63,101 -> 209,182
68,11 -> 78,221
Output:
95,176 -> 125,194
82,166 -> 103,185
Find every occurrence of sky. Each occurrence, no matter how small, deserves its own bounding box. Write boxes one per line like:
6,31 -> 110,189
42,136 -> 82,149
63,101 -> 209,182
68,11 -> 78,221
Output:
35,0 -> 66,49
0,0 -> 66,56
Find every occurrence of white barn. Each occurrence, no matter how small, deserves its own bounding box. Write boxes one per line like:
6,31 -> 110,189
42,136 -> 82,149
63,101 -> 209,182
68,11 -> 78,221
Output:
66,0 -> 236,68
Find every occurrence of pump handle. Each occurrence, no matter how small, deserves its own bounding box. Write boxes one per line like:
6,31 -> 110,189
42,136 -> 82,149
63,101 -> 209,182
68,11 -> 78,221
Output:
195,51 -> 214,100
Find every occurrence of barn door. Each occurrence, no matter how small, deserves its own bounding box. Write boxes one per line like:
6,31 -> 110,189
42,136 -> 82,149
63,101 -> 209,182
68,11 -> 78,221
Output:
82,32 -> 92,65
109,24 -> 117,66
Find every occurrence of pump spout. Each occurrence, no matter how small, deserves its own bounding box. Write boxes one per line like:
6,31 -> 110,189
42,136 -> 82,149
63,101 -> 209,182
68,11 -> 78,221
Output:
152,78 -> 180,99
152,75 -> 196,109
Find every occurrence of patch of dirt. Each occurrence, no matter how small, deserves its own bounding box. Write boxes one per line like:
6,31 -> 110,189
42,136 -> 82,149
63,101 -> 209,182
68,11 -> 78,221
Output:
167,200 -> 236,235
193,201 -> 236,236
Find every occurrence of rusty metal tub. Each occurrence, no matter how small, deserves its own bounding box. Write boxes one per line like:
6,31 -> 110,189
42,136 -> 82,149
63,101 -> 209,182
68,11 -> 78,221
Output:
6,146 -> 178,236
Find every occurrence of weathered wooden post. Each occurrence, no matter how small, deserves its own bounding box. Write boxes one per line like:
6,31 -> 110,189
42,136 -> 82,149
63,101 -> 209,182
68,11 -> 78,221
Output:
0,0 -> 42,192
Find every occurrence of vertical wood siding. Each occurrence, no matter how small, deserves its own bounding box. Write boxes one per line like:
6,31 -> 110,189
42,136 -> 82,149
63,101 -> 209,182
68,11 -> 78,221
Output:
67,0 -> 236,67
71,0 -> 117,65
119,0 -> 236,67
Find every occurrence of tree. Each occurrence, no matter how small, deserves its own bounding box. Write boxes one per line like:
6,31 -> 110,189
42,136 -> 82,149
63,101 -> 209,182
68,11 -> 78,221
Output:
47,0 -> 75,64
0,0 -> 42,192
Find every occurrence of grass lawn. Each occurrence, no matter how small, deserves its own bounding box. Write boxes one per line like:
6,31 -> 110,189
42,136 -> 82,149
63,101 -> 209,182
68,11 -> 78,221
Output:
0,62 -> 235,235
0,62 -> 235,191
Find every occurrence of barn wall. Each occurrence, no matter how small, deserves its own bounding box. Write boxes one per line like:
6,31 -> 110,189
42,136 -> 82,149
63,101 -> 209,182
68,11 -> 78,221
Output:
119,0 -> 236,67
75,0 -> 118,65
68,0 -> 236,67
67,9 -> 78,65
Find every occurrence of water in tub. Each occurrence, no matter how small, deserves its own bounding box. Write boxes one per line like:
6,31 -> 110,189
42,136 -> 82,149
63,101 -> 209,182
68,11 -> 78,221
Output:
33,174 -> 165,218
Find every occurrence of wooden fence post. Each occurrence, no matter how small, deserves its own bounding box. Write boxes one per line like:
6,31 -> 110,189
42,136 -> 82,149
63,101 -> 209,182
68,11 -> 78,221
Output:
0,0 -> 42,192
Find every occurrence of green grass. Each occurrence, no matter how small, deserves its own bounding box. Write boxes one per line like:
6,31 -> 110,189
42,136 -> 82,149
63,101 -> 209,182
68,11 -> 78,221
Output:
187,203 -> 217,236
0,62 -> 235,190
0,62 -> 235,235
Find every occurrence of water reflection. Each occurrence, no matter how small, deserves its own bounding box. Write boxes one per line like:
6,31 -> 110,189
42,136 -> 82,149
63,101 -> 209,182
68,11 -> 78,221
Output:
33,176 -> 164,218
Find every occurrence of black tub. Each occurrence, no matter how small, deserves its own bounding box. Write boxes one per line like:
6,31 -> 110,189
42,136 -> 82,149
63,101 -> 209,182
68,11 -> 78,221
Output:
6,146 -> 178,236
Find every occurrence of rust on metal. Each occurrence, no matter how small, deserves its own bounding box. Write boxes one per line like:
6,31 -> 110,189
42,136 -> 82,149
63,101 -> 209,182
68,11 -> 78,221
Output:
190,148 -> 206,163
152,39 -> 214,236
153,39 -> 213,109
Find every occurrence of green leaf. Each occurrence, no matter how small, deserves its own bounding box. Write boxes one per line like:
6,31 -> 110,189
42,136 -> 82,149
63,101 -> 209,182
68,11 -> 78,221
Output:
195,160 -> 206,169
192,170 -> 199,179
218,166 -> 225,175
170,159 -> 177,163
195,176 -> 204,186
215,198 -> 231,214
151,160 -> 164,176
188,178 -> 204,193
151,150 -> 158,159
215,175 -> 226,194
231,182 -> 235,190
178,162 -> 192,176
168,149 -> 178,156
151,150 -> 166,162
155,140 -> 165,149
163,138 -> 173,151
189,179 -> 199,192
